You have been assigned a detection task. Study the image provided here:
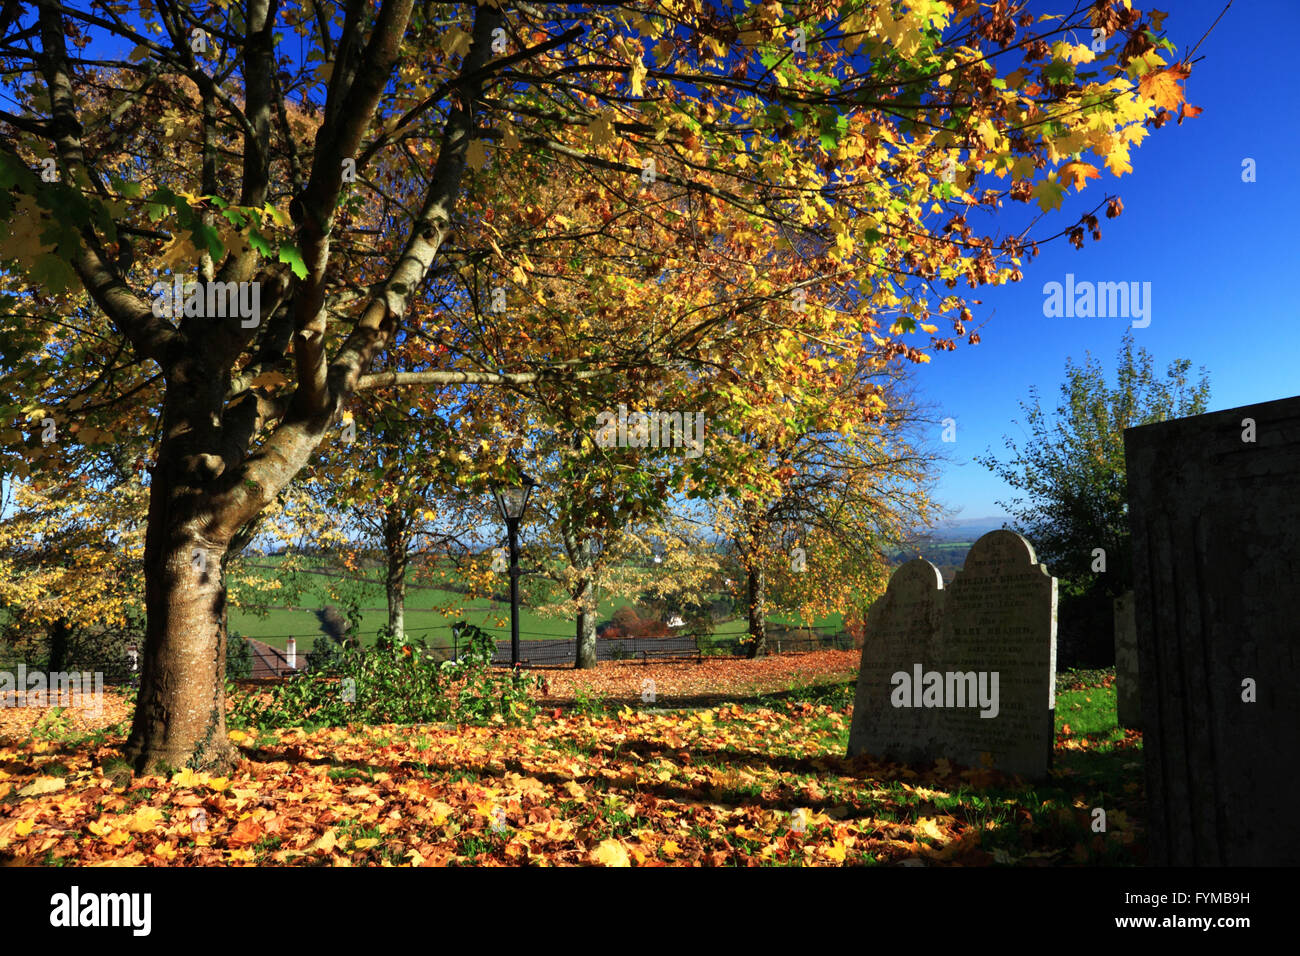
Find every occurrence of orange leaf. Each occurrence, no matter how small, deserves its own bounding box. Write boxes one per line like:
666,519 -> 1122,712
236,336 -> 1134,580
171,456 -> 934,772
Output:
1058,161 -> 1100,191
1138,64 -> 1190,111
228,816 -> 265,847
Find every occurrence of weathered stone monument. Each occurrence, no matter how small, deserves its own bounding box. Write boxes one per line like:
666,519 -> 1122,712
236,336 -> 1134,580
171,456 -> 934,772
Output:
1113,592 -> 1141,729
848,559 -> 946,767
1126,395 -> 1300,866
848,530 -> 1058,779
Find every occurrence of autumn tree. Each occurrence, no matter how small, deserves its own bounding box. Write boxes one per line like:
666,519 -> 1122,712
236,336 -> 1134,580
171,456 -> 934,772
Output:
711,354 -> 941,656
976,331 -> 1210,664
0,0 -> 1195,769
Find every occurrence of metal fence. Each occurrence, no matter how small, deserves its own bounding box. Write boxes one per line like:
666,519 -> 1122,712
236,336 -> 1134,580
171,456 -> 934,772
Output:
0,626 -> 856,683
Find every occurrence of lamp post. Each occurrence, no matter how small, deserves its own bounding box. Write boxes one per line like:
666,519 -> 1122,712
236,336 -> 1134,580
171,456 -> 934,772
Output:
492,473 -> 537,668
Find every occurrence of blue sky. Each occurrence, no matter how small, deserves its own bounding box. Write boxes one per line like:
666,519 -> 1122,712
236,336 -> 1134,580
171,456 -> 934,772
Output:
5,2 -> 1292,530
911,0 -> 1300,520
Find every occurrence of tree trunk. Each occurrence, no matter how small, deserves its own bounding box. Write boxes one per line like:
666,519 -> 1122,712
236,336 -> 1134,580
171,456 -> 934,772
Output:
563,518 -> 599,670
124,475 -> 238,772
746,563 -> 768,659
48,617 -> 70,672
574,574 -> 597,669
384,517 -> 408,644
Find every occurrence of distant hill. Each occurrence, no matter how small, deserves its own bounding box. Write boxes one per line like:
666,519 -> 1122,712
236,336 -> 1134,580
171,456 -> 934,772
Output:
922,516 -> 1012,541
890,517 -> 1013,583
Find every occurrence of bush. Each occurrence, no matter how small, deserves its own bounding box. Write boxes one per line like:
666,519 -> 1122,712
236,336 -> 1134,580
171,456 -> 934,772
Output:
227,631 -> 254,680
0,614 -> 141,683
610,606 -> 640,635
305,633 -> 350,675
229,622 -> 542,730
606,606 -> 670,638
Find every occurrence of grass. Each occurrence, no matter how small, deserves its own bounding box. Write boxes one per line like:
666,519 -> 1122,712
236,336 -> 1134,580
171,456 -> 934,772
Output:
223,552 -> 844,652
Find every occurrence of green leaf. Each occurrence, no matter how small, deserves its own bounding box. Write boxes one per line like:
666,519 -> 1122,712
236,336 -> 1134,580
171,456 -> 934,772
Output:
248,228 -> 275,258
278,242 -> 308,278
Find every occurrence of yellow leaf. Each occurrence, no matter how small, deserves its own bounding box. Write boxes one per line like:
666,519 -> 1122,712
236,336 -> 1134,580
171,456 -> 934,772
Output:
466,139 -> 487,171
171,768 -> 205,788
126,806 -> 165,833
15,820 -> 34,837
591,838 -> 632,867
1031,177 -> 1066,212
18,776 -> 65,797
426,801 -> 455,826
1105,147 -> 1133,177
587,110 -> 617,147
352,838 -> 380,850
915,816 -> 950,844
562,780 -> 586,802
440,28 -> 471,58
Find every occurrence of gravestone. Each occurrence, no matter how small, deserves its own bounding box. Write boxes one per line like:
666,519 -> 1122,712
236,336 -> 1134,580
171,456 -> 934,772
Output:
1112,592 -> 1141,729
1125,395 -> 1300,866
848,530 -> 1057,779
848,558 -> 946,767
941,530 -> 1057,778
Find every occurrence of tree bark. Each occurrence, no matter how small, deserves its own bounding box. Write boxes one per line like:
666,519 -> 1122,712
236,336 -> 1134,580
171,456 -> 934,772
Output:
746,563 -> 768,659
563,520 -> 599,670
574,573 -> 597,669
124,465 -> 238,772
383,510 -> 408,644
386,566 -> 407,644
35,0 -> 502,772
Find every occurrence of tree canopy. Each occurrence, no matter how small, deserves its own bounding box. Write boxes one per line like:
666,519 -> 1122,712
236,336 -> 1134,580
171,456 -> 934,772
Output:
0,0 -> 1195,769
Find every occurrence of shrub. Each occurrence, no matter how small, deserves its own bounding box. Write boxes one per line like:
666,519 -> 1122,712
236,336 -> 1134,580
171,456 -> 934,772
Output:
227,631 -> 254,680
229,622 -> 542,730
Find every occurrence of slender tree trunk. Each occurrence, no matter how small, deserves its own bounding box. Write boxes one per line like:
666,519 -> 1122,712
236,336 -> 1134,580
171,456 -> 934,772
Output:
383,517 -> 408,644
563,517 -> 599,669
575,573 -> 597,669
386,570 -> 406,644
746,563 -> 768,659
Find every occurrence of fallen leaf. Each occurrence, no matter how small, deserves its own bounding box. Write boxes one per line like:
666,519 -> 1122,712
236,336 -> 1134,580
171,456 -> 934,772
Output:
590,838 -> 631,867
18,776 -> 66,797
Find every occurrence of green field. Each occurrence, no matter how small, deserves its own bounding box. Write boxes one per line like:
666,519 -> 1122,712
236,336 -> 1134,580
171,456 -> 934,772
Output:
226,553 -> 844,652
